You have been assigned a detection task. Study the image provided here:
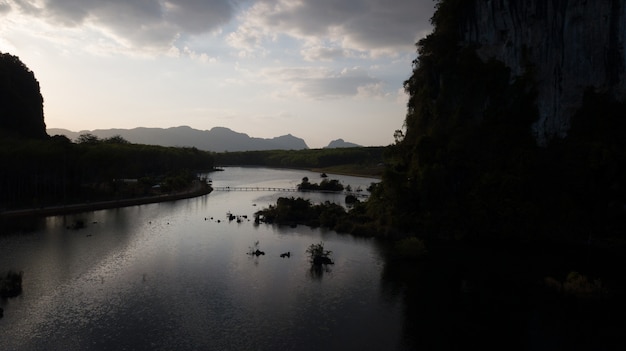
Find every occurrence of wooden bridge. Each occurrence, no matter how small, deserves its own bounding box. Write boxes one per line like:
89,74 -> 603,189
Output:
212,186 -> 368,197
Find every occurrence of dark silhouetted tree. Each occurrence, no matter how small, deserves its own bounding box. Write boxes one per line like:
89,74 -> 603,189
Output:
77,133 -> 100,144
103,135 -> 130,144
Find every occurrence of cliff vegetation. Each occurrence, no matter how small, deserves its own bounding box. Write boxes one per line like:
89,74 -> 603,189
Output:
367,1 -> 626,348
368,0 -> 626,245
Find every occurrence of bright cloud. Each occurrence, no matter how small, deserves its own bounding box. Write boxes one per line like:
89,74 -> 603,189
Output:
235,0 -> 434,56
300,45 -> 350,62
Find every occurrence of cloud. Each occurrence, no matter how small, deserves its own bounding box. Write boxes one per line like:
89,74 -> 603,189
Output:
0,1 -> 11,14
395,87 -> 409,104
6,0 -> 435,58
225,21 -> 270,58
164,0 -> 234,34
236,0 -> 435,57
181,46 -> 218,63
9,0 -> 236,51
300,45 -> 350,61
356,83 -> 384,99
264,66 -> 382,99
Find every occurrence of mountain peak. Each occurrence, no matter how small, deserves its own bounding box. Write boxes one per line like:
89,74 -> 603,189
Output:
47,126 -> 309,152
325,139 -> 361,148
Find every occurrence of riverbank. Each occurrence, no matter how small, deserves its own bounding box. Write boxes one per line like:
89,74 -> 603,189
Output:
0,185 -> 212,219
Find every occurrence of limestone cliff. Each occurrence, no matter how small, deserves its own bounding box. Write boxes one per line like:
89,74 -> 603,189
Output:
460,0 -> 625,145
0,52 -> 47,139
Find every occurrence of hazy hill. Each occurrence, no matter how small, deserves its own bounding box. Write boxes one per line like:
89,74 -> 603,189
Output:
325,139 -> 361,148
48,126 -> 309,152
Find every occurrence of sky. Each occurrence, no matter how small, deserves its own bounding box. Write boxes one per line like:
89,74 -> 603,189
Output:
0,0 -> 436,148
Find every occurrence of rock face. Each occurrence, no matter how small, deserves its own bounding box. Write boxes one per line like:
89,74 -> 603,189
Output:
0,53 -> 47,139
460,0 -> 626,145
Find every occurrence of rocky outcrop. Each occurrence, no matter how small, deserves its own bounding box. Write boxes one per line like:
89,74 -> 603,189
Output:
460,0 -> 626,145
0,53 -> 47,139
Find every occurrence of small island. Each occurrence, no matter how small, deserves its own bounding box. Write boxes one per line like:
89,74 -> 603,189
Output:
297,177 -> 344,192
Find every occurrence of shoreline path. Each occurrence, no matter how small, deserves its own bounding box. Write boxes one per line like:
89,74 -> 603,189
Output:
0,184 -> 212,219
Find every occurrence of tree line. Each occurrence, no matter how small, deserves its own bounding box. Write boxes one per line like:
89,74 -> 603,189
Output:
0,134 -> 214,210
213,147 -> 385,176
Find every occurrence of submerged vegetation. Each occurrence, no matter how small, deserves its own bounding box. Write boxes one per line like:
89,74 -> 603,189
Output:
247,240 -> 265,256
0,270 -> 23,299
306,242 -> 333,265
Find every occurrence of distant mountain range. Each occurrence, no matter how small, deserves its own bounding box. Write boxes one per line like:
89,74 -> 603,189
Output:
47,126 -> 361,152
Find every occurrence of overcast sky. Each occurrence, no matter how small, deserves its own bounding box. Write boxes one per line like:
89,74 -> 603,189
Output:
1,0 -> 436,148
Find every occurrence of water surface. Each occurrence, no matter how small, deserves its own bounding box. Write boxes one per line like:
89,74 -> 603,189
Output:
0,167 -> 407,350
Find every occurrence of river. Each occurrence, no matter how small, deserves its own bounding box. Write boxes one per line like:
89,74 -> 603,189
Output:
0,167 -> 410,350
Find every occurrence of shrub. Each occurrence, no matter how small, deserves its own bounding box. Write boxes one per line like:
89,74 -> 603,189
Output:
306,242 -> 333,265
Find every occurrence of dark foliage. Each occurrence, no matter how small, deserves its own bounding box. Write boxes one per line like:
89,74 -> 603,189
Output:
255,197 -> 319,226
306,242 -> 333,265
0,52 -> 47,139
254,197 -> 379,237
368,1 -> 626,348
365,0 -> 626,244
297,178 -> 344,192
213,147 -> 385,176
0,136 -> 214,210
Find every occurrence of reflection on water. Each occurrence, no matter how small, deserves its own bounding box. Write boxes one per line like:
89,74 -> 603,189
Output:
1,167 -> 409,350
